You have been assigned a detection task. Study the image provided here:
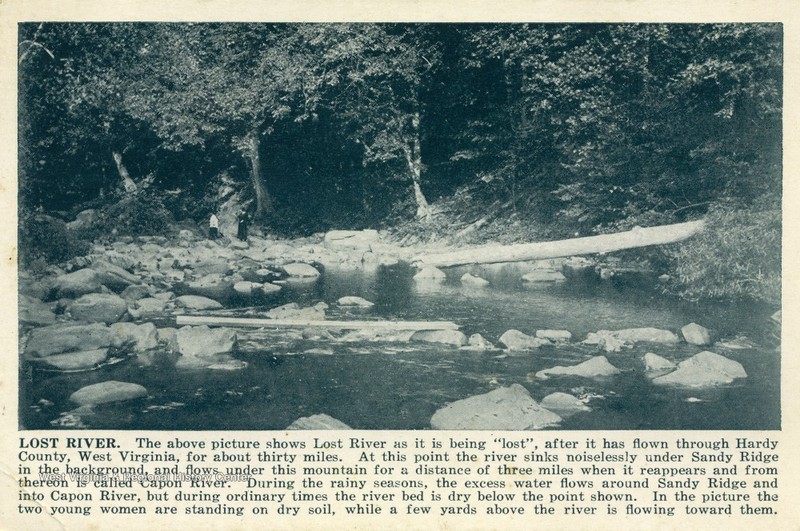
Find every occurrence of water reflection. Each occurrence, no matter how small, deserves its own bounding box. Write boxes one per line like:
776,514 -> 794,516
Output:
22,263 -> 779,430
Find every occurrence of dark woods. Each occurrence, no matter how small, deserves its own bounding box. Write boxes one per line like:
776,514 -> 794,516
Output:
18,23 -> 782,302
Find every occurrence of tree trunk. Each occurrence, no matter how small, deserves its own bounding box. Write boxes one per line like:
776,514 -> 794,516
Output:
111,151 -> 137,193
244,131 -> 275,220
414,220 -> 706,268
403,112 -> 431,220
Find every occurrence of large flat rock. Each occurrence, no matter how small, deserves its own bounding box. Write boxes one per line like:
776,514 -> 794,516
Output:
430,384 -> 562,430
110,322 -> 158,351
282,263 -> 321,278
337,296 -> 375,308
68,293 -> 128,323
52,269 -> 103,298
411,329 -> 467,347
134,297 -> 169,318
287,414 -> 352,430
90,260 -> 141,292
535,356 -> 621,379
265,302 -> 326,321
34,349 -> 109,371
19,295 -> 56,327
170,325 -> 237,358
584,328 -> 679,351
652,351 -> 747,387
540,392 -> 591,417
323,230 -> 380,251
175,295 -> 223,310
69,380 -> 147,406
499,329 -> 550,351
25,323 -> 116,357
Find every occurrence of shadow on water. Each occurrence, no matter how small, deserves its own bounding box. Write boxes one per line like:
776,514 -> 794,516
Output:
21,262 -> 779,430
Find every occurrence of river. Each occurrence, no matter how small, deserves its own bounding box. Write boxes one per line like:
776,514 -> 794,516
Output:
22,262 -> 780,430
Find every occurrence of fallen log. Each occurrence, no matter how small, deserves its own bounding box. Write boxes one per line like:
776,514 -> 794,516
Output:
415,219 -> 705,268
176,315 -> 459,331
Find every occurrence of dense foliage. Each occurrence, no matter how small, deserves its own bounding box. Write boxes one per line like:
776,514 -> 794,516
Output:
666,202 -> 781,302
19,214 -> 91,268
18,23 -> 781,302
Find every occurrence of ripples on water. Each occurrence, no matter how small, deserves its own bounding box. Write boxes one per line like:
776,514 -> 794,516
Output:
22,262 -> 780,430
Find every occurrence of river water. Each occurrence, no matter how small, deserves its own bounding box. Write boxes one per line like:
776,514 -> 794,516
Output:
22,262 -> 780,430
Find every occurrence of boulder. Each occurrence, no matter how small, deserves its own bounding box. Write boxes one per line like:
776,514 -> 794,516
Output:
562,257 -> 596,280
51,269 -> 103,298
584,327 -> 679,350
68,293 -> 128,323
337,296 -> 375,308
338,329 -> 415,343
134,297 -> 168,318
174,295 -> 223,310
464,333 -> 496,350
19,295 -> 56,327
430,384 -> 562,430
254,268 -> 277,280
414,266 -> 446,282
189,258 -> 234,276
643,352 -> 677,377
536,329 -> 572,343
157,327 -> 177,344
34,349 -> 109,371
287,414 -> 352,430
613,328 -> 680,344
499,329 -> 550,351
282,263 -> 321,278
540,392 -> 591,416
90,260 -> 141,292
169,326 -> 237,358
184,274 -> 236,299
110,322 -> 158,351
259,282 -> 282,294
266,303 -> 326,321
69,381 -> 147,406
178,229 -> 195,241
681,323 -> 712,346
460,273 -> 489,287
102,250 -> 138,271
522,270 -> 566,283
582,330 -> 626,352
120,285 -> 151,301
410,329 -> 468,347
20,276 -> 52,301
233,281 -> 256,296
535,356 -> 621,379
652,351 -> 747,387
261,242 -> 294,260
25,323 -> 116,357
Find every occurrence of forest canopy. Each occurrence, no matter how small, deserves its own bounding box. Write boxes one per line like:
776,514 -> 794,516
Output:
18,23 -> 782,301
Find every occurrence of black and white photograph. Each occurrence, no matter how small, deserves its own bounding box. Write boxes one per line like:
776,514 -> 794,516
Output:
18,21 -> 781,432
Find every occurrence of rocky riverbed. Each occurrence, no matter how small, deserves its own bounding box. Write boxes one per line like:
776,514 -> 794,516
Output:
19,228 -> 777,430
